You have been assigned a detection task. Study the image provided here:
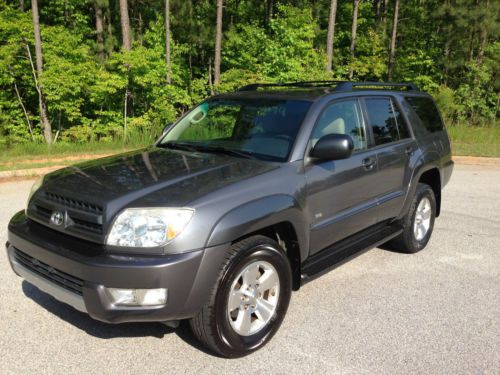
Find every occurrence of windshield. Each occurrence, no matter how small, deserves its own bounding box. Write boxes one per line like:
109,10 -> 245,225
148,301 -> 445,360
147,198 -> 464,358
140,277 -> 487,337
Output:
159,98 -> 312,162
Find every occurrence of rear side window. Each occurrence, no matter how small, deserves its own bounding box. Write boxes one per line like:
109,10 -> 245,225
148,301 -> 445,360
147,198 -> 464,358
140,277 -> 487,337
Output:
364,98 -> 409,146
405,96 -> 444,133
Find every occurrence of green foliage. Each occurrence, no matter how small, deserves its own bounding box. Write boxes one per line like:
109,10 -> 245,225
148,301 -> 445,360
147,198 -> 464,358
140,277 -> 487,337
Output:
0,0 -> 498,150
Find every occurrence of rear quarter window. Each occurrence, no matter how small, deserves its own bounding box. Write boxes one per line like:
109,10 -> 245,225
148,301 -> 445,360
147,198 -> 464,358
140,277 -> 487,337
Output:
405,96 -> 444,133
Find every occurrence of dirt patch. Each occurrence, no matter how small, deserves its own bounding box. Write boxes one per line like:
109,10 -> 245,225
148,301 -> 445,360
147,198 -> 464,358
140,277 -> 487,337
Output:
453,155 -> 500,166
0,153 -> 114,167
0,165 -> 66,181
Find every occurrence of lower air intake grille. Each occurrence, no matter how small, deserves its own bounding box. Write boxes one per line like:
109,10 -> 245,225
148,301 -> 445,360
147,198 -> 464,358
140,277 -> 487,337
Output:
14,249 -> 84,296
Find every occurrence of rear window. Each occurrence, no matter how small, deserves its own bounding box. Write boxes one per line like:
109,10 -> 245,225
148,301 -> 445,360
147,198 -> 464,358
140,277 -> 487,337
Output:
364,97 -> 409,146
405,96 -> 444,133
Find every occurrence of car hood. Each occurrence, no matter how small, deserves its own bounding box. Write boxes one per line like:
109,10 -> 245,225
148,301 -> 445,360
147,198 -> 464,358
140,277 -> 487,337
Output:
41,147 -> 279,212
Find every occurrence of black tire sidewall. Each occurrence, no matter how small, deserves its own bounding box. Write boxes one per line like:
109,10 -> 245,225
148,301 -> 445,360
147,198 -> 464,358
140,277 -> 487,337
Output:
407,185 -> 436,251
214,244 -> 292,357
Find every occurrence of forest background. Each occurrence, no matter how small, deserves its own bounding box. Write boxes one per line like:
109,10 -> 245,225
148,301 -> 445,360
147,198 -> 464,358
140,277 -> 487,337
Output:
0,0 -> 498,164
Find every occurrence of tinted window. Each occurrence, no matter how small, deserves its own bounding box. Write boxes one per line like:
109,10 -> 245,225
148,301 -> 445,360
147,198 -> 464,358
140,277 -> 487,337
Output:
161,99 -> 311,162
312,99 -> 366,151
365,98 -> 408,145
405,96 -> 444,133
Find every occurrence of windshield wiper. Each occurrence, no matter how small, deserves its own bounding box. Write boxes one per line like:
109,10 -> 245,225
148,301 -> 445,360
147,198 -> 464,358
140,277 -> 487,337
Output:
158,142 -> 199,152
194,145 -> 256,159
159,142 -> 255,159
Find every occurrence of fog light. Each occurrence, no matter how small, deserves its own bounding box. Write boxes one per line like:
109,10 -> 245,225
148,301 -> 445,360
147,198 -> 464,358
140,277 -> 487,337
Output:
106,288 -> 167,306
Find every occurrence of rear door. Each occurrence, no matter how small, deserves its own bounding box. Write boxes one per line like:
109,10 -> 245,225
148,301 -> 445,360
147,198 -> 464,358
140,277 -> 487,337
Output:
305,98 -> 381,255
361,96 -> 417,221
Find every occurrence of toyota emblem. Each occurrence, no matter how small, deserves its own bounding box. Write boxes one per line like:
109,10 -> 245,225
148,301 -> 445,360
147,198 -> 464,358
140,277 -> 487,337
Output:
50,211 -> 64,226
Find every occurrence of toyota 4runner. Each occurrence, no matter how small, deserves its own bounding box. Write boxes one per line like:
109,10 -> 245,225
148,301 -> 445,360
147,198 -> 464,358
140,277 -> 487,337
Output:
6,81 -> 453,357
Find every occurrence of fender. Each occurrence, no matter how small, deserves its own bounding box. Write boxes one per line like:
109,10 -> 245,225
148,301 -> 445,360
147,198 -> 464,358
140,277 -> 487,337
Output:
206,194 -> 309,262
398,150 -> 441,219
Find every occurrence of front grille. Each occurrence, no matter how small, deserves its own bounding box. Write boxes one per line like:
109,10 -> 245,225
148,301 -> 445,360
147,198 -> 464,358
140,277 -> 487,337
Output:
72,218 -> 102,233
45,192 -> 103,214
34,204 -> 52,219
29,190 -> 104,240
14,249 -> 84,295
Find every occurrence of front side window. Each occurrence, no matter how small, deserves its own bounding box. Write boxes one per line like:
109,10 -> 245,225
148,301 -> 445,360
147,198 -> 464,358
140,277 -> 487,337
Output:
365,98 -> 409,146
312,99 -> 367,151
160,98 -> 312,162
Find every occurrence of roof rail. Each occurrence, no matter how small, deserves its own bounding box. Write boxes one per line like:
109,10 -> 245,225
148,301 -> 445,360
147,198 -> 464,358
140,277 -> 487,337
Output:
335,81 -> 420,91
237,81 -> 420,92
237,81 -> 346,91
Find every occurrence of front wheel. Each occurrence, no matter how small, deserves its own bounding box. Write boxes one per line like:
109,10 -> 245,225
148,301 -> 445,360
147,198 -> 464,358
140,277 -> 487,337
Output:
190,235 -> 292,357
390,183 -> 436,253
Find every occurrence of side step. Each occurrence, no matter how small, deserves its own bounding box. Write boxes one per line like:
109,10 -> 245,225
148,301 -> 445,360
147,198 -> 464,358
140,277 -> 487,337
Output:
300,223 -> 403,285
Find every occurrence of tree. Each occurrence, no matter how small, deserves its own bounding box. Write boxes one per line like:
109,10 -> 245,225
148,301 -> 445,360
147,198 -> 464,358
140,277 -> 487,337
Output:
95,1 -> 106,62
387,0 -> 399,81
31,0 -> 52,144
214,0 -> 224,85
0,0 -> 498,147
119,0 -> 132,50
326,0 -> 337,72
265,0 -> 274,27
165,0 -> 171,84
349,0 -> 361,79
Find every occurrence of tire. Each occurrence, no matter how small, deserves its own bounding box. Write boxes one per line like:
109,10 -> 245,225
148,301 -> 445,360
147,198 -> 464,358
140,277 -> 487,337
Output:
190,235 -> 292,358
390,183 -> 436,253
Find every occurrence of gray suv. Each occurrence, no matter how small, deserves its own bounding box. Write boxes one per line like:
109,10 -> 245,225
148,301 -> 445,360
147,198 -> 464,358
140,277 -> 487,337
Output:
6,81 -> 453,357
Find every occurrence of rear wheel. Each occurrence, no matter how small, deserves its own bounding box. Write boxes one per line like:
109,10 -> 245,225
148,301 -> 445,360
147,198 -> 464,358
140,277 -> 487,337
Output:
390,183 -> 436,253
190,235 -> 292,357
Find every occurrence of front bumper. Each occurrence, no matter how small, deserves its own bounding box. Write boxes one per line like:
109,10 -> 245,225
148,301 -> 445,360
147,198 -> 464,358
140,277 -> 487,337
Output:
7,211 -> 229,324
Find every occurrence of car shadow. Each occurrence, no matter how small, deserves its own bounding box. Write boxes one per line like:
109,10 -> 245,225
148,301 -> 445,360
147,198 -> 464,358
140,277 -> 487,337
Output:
377,240 -> 411,254
21,281 -> 216,355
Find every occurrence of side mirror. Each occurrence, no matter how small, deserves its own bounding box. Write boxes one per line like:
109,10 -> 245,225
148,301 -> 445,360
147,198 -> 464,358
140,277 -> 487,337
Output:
310,134 -> 354,161
162,123 -> 173,134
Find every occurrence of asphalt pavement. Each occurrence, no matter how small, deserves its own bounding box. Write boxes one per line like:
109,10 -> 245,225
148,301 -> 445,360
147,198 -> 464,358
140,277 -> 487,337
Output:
0,164 -> 499,374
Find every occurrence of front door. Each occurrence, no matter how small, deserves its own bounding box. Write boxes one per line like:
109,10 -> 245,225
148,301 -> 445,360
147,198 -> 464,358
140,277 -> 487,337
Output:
305,98 -> 381,255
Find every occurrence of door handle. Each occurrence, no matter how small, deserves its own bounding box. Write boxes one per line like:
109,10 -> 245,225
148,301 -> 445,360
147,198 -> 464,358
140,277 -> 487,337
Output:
362,157 -> 376,170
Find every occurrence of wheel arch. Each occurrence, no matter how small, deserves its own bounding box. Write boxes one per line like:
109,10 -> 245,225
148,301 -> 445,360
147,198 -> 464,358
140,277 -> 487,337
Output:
206,195 -> 308,291
401,165 -> 442,219
418,168 -> 441,217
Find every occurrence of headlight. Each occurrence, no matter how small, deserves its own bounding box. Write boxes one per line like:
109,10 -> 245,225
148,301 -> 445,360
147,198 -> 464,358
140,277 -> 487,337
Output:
26,176 -> 44,212
106,208 -> 194,247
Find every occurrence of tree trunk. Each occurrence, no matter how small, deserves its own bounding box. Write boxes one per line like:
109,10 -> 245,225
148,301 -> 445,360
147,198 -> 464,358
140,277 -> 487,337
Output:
349,0 -> 360,79
382,0 -> 388,26
165,0 -> 171,84
326,0 -> 338,72
477,0 -> 489,66
387,0 -> 399,81
208,57 -> 214,95
105,4 -> 113,56
119,0 -> 132,50
19,0 -> 25,11
375,0 -> 382,21
265,0 -> 274,27
95,1 -> 106,62
214,0 -> 223,85
31,0 -> 52,144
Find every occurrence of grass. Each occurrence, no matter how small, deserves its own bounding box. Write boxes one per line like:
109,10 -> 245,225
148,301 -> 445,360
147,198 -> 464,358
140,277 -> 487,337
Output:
447,123 -> 500,158
0,140 -> 146,168
1,141 -> 134,161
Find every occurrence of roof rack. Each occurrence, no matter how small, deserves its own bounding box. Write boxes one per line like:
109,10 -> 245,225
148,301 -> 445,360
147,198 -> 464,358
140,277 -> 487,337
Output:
237,81 -> 420,92
237,81 -> 345,91
336,81 -> 420,91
